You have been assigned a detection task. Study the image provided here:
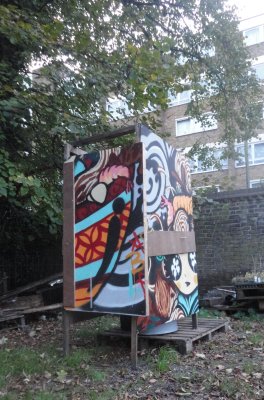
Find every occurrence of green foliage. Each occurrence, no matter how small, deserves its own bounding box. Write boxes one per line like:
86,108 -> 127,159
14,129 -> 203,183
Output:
242,361 -> 258,374
0,348 -> 51,377
219,377 -> 254,398
233,308 -> 264,322
198,308 -> 224,319
77,315 -> 119,340
193,193 -> 230,221
24,392 -> 65,400
0,0 -> 262,248
155,345 -> 179,373
88,369 -> 106,382
64,349 -> 91,369
248,333 -> 264,346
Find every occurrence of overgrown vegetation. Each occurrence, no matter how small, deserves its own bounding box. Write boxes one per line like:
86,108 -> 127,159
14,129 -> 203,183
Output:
0,0 -> 262,250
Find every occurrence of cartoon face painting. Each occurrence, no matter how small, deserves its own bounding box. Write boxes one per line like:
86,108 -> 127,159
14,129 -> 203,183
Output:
137,127 -> 199,333
163,253 -> 198,296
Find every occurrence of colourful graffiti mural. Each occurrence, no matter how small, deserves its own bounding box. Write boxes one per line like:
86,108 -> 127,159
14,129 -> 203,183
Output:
63,125 -> 198,326
138,127 -> 198,332
73,143 -> 147,315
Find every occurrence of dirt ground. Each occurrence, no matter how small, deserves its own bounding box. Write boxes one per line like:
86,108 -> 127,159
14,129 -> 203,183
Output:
0,311 -> 263,400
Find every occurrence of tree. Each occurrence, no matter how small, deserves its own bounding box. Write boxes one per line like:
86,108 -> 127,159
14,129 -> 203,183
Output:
0,0 -> 262,250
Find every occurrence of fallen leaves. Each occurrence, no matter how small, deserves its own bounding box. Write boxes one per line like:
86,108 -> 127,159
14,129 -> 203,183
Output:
0,315 -> 263,399
194,352 -> 206,359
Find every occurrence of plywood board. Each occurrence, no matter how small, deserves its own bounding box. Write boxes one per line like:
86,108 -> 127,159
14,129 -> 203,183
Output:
138,126 -> 199,333
148,231 -> 196,256
73,142 -> 148,316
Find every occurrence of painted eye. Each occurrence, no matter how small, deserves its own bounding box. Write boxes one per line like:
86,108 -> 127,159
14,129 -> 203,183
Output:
164,255 -> 182,281
188,252 -> 197,273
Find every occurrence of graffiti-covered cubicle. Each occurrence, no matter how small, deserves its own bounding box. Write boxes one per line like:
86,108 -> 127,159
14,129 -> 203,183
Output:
63,125 -> 198,333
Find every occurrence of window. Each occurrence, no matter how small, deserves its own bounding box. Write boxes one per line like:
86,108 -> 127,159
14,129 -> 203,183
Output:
189,147 -> 228,174
254,63 -> 264,80
250,179 -> 264,188
243,26 -> 264,46
251,56 -> 264,81
106,97 -> 131,119
168,90 -> 192,106
176,118 -> 192,136
236,141 -> 264,167
175,113 -> 217,136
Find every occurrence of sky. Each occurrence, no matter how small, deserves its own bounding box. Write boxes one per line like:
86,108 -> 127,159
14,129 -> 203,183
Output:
228,0 -> 264,19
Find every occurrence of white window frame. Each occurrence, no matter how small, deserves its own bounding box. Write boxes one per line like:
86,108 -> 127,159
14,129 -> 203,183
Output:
180,144 -> 228,174
243,25 -> 264,46
175,113 -> 217,136
250,179 -> 264,188
251,56 -> 264,81
168,89 -> 192,107
106,96 -> 131,120
235,140 -> 264,168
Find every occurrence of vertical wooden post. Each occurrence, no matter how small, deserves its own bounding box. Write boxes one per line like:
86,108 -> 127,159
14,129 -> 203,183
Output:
64,143 -> 72,161
20,316 -> 26,331
192,313 -> 198,329
3,272 -> 8,294
63,310 -> 71,356
131,316 -> 138,369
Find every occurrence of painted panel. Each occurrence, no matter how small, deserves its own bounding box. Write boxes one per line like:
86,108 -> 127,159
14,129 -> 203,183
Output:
138,126 -> 198,332
73,142 -> 148,316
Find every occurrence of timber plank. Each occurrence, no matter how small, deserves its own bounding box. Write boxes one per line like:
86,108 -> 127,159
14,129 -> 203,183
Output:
23,303 -> 62,314
0,273 -> 62,302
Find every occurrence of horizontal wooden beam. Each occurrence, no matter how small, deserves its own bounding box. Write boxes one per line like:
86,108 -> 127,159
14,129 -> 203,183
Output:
147,231 -> 196,256
70,125 -> 137,147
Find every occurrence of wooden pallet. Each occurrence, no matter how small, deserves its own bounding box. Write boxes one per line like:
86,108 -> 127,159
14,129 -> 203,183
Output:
98,317 -> 228,355
0,312 -> 25,328
235,283 -> 264,301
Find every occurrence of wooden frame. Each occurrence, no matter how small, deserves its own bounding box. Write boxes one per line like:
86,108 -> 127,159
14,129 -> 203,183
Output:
63,123 -> 199,368
63,125 -> 141,367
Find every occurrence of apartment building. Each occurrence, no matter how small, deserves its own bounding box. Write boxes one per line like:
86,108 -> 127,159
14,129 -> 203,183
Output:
166,14 -> 264,191
106,14 -> 264,191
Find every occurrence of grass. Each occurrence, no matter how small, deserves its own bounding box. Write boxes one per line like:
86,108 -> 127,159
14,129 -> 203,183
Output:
24,392 -> 66,400
77,315 -> 119,339
88,369 -> 106,382
0,313 -> 262,399
155,345 -> 179,373
198,308 -> 224,319
233,308 -> 264,322
88,389 -> 116,400
219,377 -> 254,398
64,348 -> 92,369
0,343 -> 105,397
248,332 -> 264,346
0,348 -> 52,378
242,361 -> 258,374
0,392 -> 66,400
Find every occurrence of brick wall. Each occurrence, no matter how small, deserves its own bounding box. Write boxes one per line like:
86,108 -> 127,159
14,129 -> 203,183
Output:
195,188 -> 264,295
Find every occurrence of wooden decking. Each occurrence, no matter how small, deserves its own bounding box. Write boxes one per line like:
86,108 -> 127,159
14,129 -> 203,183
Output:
98,317 -> 228,355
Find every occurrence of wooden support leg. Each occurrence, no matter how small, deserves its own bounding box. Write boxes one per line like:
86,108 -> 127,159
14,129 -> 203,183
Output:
131,316 -> 138,369
20,316 -> 26,331
63,310 -> 71,356
192,313 -> 198,329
